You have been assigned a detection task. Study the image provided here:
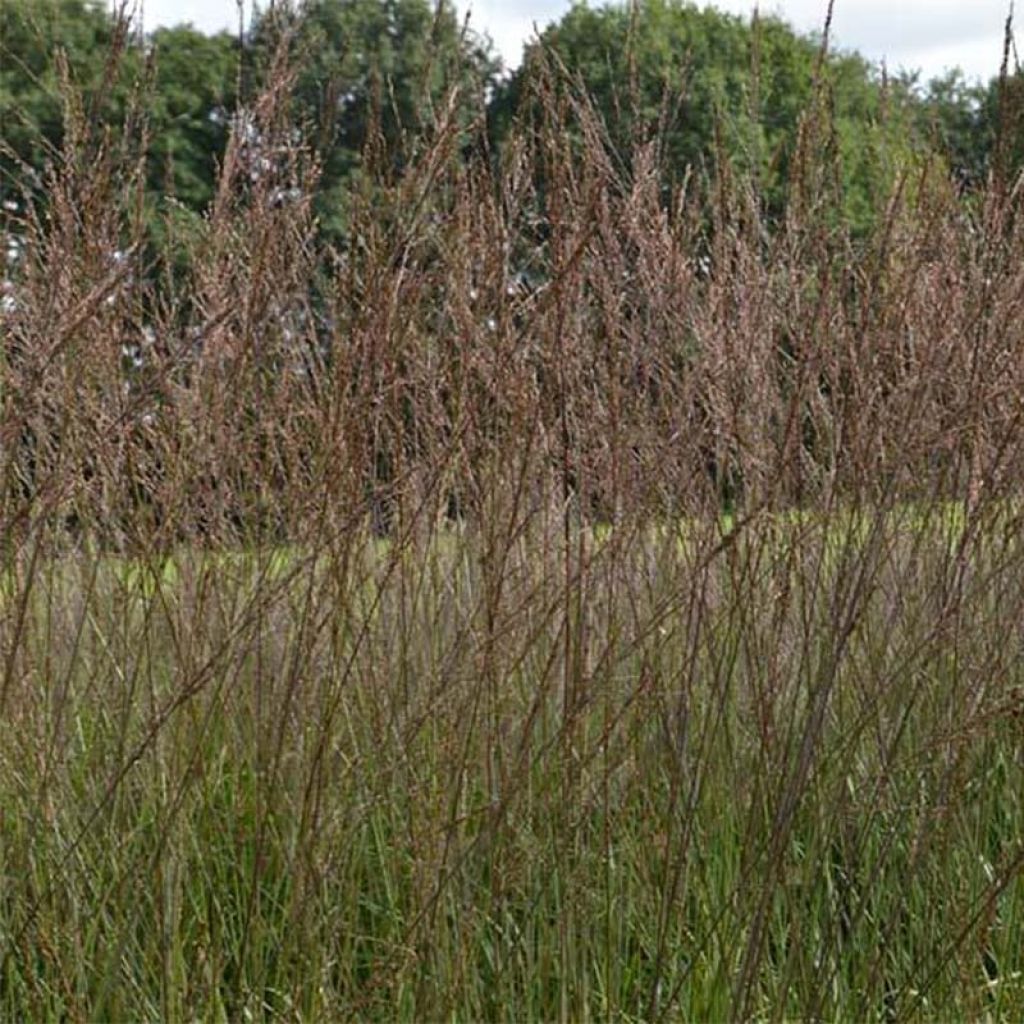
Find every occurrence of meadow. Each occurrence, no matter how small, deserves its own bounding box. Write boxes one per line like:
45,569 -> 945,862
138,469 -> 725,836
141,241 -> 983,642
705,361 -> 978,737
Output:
1,29 -> 1023,1021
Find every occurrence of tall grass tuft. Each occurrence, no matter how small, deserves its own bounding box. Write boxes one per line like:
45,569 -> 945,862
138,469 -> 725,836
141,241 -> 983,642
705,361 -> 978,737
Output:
2,6 -> 1023,1020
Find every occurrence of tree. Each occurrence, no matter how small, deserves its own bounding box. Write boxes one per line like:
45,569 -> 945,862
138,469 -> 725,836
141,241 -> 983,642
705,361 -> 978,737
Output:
0,2 -> 241,215
144,25 -> 240,211
488,0 -> 920,231
985,65 -> 1024,188
248,0 -> 500,242
0,0 -> 125,204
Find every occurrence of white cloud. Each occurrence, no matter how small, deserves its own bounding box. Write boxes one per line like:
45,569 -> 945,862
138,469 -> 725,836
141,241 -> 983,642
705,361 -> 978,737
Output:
715,0 -> 1016,82
139,0 -> 1020,83
129,0 -> 247,35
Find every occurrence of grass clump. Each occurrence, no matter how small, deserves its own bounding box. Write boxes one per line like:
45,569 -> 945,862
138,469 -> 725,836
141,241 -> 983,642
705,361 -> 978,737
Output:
2,6 -> 1024,1020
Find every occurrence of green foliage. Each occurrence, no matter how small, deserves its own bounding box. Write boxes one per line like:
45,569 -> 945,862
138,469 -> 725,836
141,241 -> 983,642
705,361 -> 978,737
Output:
918,69 -> 995,187
988,66 -> 1024,186
145,26 -> 240,211
2,516 -> 1024,1019
916,63 -> 1023,192
0,0 -> 126,201
249,0 -> 499,241
1,0 -> 1011,242
492,0 -> 752,174
489,0 -> 922,232
0,1 -> 238,224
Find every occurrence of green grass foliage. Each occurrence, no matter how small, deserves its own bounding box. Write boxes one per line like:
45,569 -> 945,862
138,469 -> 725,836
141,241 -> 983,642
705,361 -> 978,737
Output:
2,503 -> 1023,1020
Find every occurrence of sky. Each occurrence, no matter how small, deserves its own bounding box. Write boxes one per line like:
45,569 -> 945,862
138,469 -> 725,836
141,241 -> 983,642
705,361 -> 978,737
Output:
137,0 -> 1020,85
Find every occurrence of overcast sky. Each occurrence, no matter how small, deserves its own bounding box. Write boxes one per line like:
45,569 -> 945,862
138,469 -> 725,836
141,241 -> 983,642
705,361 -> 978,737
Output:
137,0 -> 1019,85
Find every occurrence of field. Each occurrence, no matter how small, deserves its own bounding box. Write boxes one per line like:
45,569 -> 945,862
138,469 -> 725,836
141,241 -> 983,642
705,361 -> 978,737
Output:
2,27 -> 1024,1023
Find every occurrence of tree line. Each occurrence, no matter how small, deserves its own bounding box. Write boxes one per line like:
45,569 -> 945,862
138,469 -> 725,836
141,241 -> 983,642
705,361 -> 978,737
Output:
2,0 -> 1020,246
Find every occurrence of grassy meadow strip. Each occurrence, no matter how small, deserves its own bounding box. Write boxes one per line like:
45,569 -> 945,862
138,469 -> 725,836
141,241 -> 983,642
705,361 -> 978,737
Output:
2,498 -> 1024,1019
